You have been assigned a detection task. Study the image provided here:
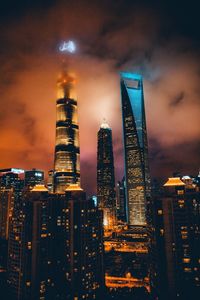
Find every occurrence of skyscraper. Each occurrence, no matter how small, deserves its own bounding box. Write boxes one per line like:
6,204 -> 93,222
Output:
152,177 -> 200,299
53,71 -> 80,193
120,72 -> 151,226
97,121 -> 116,228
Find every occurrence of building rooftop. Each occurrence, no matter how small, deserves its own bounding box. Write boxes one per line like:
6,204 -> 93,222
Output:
31,184 -> 49,192
0,168 -> 24,174
120,72 -> 142,81
65,183 -> 83,191
163,177 -> 185,187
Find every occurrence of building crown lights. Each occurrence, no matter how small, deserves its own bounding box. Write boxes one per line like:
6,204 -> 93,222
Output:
163,177 -> 185,187
65,183 -> 83,191
100,119 -> 110,130
31,184 -> 49,192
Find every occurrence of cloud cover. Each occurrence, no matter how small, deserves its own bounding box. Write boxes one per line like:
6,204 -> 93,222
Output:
0,0 -> 200,194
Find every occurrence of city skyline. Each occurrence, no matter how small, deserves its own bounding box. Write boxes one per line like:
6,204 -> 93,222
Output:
1,2 -> 200,300
0,0 -> 200,196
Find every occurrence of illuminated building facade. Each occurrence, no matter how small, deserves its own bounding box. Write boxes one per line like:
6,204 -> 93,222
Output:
0,189 -> 14,240
7,185 -> 53,300
116,177 -> 127,223
7,184 -> 104,300
0,171 -> 19,188
120,72 -> 151,226
47,169 -> 54,193
53,72 -> 80,193
0,170 -> 24,242
51,185 -> 104,299
153,177 -> 200,299
24,168 -> 44,189
97,121 -> 116,228
0,169 -> 24,246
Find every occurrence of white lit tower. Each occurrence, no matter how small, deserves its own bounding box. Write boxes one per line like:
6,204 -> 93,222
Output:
97,120 -> 116,228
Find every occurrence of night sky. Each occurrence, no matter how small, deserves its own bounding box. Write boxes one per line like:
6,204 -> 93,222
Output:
0,0 -> 200,195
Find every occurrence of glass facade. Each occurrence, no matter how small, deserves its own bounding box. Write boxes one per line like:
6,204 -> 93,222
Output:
120,72 -> 151,226
54,73 -> 80,193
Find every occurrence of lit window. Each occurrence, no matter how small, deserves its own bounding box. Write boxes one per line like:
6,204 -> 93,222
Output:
177,190 -> 184,195
183,258 -> 190,263
184,268 -> 191,272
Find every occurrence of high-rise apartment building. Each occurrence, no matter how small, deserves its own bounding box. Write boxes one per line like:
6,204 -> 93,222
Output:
0,189 -> 14,240
47,169 -> 54,193
120,72 -> 151,226
53,72 -> 80,193
7,184 -> 104,300
0,170 -> 21,189
97,121 -> 116,228
0,170 -> 24,250
7,185 -> 53,300
153,177 -> 200,299
51,184 -> 104,299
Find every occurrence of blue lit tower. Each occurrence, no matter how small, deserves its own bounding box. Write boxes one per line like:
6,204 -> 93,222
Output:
120,72 -> 151,226
53,71 -> 80,193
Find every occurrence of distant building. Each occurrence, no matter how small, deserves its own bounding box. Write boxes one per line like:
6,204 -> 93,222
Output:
47,169 -> 54,193
116,177 -> 127,223
24,168 -> 44,189
0,168 -> 24,175
97,121 -> 116,228
0,189 -> 14,240
0,170 -> 24,297
153,177 -> 200,299
120,73 -> 151,226
0,170 -> 24,244
91,195 -> 98,207
0,172 -> 19,189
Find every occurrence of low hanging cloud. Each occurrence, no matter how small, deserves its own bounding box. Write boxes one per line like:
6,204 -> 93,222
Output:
0,1 -> 199,195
